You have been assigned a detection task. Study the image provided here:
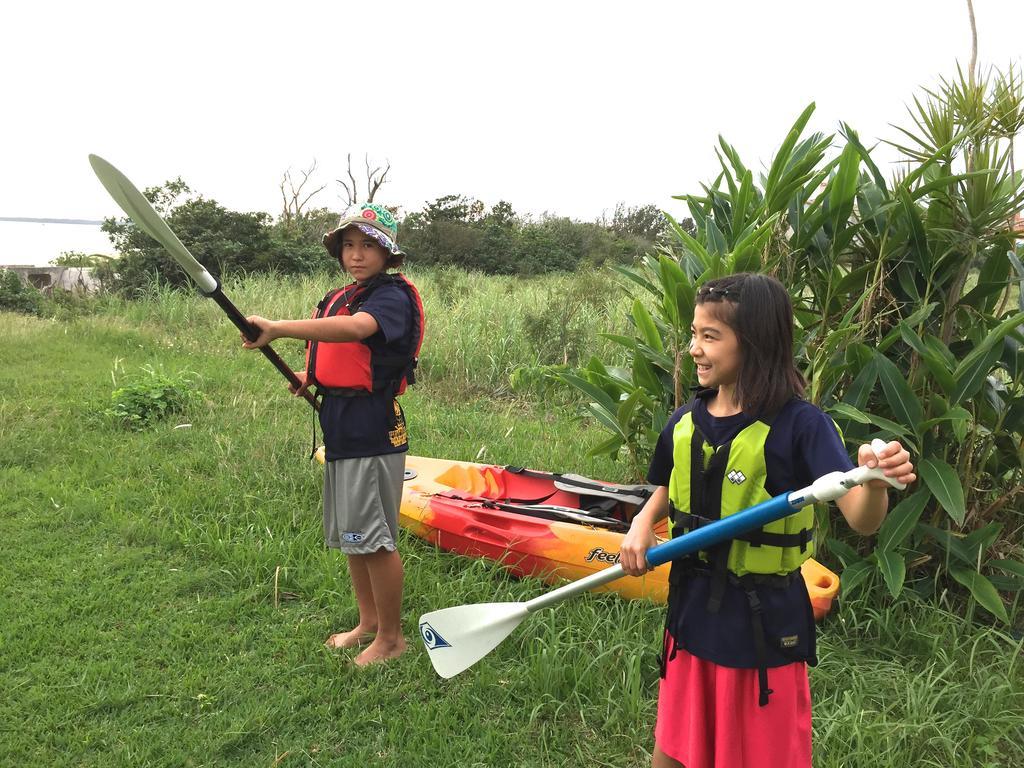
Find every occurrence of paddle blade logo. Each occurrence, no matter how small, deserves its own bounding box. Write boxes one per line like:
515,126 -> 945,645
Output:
419,621 -> 451,649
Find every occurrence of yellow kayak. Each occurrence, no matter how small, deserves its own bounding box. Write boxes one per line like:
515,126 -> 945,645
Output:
316,451 -> 840,619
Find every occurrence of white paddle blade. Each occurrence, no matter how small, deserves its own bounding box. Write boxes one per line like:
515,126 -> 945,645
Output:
419,602 -> 529,679
88,154 -> 218,294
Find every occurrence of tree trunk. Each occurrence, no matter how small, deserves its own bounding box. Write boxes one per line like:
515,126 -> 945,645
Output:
966,0 -> 978,85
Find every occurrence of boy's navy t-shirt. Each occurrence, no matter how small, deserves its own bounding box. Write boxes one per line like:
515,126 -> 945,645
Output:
647,391 -> 854,668
318,280 -> 413,460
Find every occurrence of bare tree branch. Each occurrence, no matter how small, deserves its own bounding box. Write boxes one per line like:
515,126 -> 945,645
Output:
280,160 -> 326,228
337,153 -> 392,205
346,153 -> 359,208
367,159 -> 391,203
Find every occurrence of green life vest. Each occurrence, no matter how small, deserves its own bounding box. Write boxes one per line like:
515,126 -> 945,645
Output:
667,409 -> 814,577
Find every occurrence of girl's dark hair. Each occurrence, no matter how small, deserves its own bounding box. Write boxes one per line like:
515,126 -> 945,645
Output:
695,272 -> 805,417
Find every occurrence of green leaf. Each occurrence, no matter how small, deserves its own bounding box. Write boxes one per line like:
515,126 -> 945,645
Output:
842,356 -> 878,410
877,487 -> 930,553
918,406 -> 971,432
631,347 -> 664,394
895,324 -> 954,395
988,574 -> 1024,593
953,311 -> 1024,382
616,389 -> 643,428
949,565 -> 1009,623
991,559 -> 1024,578
963,522 -> 1002,559
828,402 -> 915,446
587,433 -> 623,458
631,300 -> 664,354
951,337 -> 1005,405
584,402 -> 628,440
875,352 -> 924,431
828,402 -> 872,424
601,332 -> 641,350
917,523 -> 974,565
919,458 -> 966,525
673,283 -> 695,331
915,348 -> 958,398
902,301 -> 940,329
898,186 -> 930,277
840,122 -> 887,190
922,333 -> 957,369
705,218 -> 727,257
874,549 -> 907,597
840,559 -> 875,594
764,103 -> 817,208
1009,250 -> 1024,313
665,213 -> 710,270
584,355 -> 611,379
558,372 -> 621,414
898,322 -> 928,356
612,264 -> 659,297
730,169 -> 754,237
832,143 -> 861,210
826,537 -> 861,566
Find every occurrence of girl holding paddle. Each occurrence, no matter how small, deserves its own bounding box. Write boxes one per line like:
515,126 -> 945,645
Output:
619,273 -> 916,768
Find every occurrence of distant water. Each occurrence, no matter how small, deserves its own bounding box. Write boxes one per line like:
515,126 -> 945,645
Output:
0,220 -> 115,267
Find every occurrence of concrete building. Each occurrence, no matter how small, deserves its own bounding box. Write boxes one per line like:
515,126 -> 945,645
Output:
1,265 -> 102,293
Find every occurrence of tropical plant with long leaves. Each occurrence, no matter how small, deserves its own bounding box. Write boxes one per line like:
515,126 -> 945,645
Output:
558,67 -> 1024,623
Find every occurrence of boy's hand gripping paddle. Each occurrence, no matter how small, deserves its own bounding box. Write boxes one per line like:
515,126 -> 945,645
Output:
419,440 -> 907,679
88,154 -> 318,411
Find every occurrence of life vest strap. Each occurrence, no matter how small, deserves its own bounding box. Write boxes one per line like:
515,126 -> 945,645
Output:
739,573 -> 774,707
671,508 -> 814,552
315,386 -> 373,398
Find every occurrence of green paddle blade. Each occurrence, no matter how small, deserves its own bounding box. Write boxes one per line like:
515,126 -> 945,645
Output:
419,602 -> 530,679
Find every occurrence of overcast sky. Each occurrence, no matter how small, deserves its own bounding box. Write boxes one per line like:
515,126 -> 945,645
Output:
3,0 -> 1022,229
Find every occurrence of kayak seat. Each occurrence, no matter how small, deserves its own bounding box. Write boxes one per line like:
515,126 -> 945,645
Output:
577,495 -> 621,517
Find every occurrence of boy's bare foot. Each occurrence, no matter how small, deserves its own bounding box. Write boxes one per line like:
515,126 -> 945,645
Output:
353,636 -> 408,666
324,626 -> 377,649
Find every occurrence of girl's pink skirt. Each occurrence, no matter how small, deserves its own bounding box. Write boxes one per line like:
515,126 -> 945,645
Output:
655,645 -> 811,768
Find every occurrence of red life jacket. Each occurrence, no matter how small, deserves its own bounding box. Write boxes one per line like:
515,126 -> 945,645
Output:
305,273 -> 425,396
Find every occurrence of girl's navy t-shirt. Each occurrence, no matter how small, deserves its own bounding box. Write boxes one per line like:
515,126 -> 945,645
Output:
318,281 -> 413,460
647,391 -> 854,668
647,393 -> 853,494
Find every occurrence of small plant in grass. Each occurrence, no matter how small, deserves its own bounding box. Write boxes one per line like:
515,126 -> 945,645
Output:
103,364 -> 198,430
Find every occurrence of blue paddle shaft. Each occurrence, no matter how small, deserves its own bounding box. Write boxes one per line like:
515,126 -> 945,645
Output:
525,493 -> 798,611
524,460 -> 901,613
644,493 -> 796,567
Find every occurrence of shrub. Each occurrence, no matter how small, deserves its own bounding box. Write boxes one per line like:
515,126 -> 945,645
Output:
0,269 -> 44,315
559,68 -> 1024,623
103,365 -> 198,430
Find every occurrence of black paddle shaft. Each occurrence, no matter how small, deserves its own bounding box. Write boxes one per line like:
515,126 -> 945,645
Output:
208,287 -> 319,412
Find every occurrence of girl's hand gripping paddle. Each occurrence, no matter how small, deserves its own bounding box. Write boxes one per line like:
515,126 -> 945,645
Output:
88,154 -> 318,411
419,440 -> 906,679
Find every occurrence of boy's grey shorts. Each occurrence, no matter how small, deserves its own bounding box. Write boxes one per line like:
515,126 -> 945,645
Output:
323,452 -> 406,554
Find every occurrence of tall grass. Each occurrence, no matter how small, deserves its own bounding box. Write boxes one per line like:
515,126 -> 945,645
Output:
90,265 -> 636,401
2,269 -> 1022,767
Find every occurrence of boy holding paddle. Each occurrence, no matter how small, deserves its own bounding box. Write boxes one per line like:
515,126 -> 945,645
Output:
243,204 -> 424,666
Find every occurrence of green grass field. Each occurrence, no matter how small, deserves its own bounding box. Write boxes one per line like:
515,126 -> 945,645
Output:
2,271 -> 1022,767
